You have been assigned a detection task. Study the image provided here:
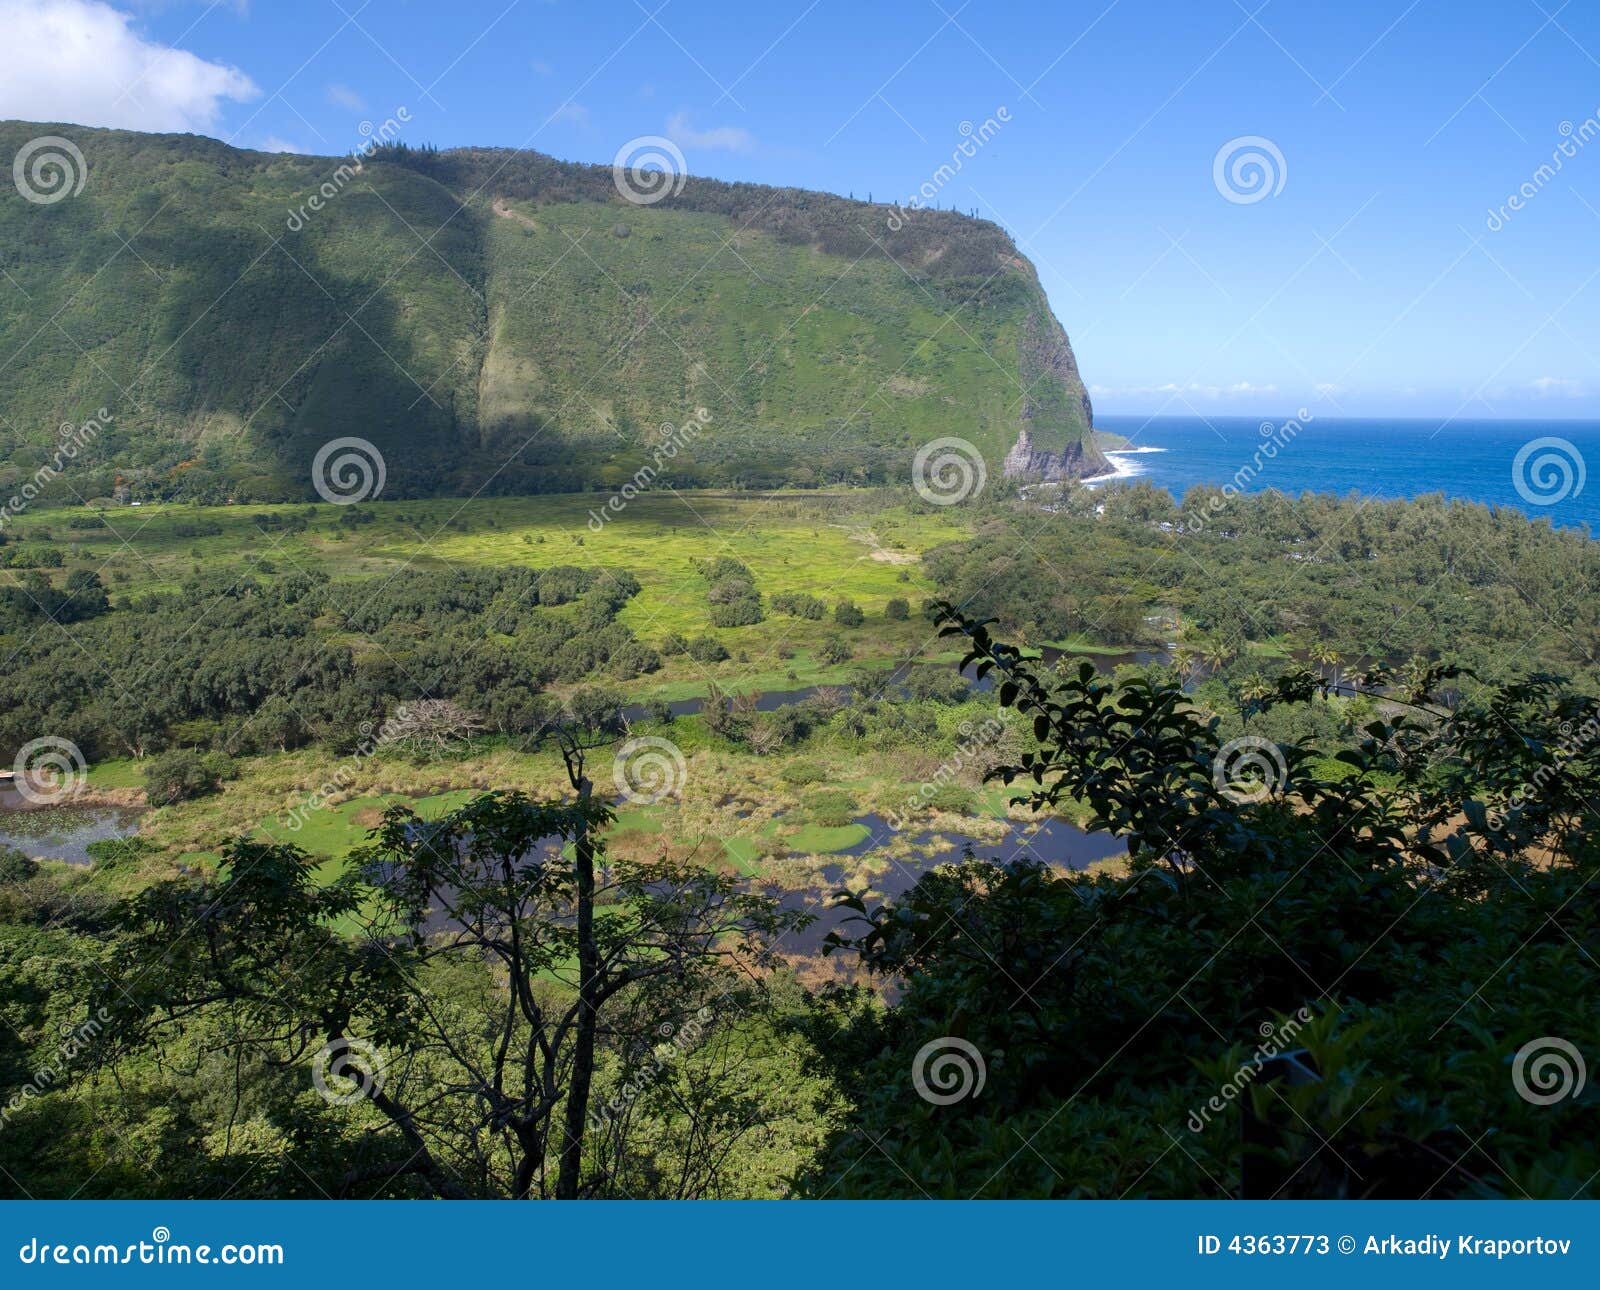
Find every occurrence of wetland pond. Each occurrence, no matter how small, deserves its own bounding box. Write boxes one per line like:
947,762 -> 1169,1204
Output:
0,783 -> 143,865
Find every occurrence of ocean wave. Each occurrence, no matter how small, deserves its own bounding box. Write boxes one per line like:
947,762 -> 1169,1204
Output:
1084,446 -> 1166,485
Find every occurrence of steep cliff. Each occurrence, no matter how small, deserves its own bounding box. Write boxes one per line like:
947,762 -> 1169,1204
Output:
0,120 -> 1103,499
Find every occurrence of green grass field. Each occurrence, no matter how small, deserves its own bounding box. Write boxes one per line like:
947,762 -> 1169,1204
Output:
8,487 -> 1127,905
5,490 -> 973,697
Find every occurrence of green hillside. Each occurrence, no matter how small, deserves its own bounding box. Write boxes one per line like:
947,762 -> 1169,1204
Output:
0,121 -> 1099,502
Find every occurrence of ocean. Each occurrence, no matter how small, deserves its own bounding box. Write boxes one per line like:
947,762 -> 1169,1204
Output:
1089,415 -> 1600,532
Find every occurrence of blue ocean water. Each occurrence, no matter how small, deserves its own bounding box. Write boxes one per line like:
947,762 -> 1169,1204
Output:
1091,415 -> 1600,532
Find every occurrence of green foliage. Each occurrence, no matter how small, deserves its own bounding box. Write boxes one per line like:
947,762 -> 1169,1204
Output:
772,592 -> 827,620
0,846 -> 38,884
816,635 -> 852,664
804,607 -> 1600,1198
705,560 -> 764,628
83,837 -> 156,870
141,749 -> 235,805
0,121 -> 1096,499
0,564 -> 647,763
927,485 -> 1600,675
68,789 -> 807,1198
801,788 -> 856,828
687,635 -> 730,663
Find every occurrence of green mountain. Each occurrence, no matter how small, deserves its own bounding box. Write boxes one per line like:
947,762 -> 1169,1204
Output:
0,121 -> 1101,502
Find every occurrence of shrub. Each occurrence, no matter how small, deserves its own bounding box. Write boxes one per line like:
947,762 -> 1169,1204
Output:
885,597 -> 910,621
84,836 -> 155,869
707,574 -> 763,626
687,635 -> 730,663
817,635 -> 852,665
802,788 -> 856,827
781,758 -> 828,786
143,749 -> 235,806
0,846 -> 38,884
708,596 -> 764,627
923,782 -> 978,814
772,592 -> 827,620
834,599 -> 865,627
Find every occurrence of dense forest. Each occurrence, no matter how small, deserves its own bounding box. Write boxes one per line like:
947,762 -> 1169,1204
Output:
3,485 -> 1594,770
928,482 -> 1600,678
1,481 -> 1597,1198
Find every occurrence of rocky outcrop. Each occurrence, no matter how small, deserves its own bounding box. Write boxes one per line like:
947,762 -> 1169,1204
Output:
1003,309 -> 1107,480
1003,427 -> 1105,480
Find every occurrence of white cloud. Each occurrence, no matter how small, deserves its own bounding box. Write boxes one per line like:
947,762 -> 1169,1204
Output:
666,110 -> 754,152
259,135 -> 302,153
532,60 -> 553,77
0,0 -> 258,133
1090,381 -> 1278,400
1531,376 -> 1585,398
326,83 -> 365,111
549,102 -> 590,128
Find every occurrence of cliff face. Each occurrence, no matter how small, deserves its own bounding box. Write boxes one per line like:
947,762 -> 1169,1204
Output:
1002,427 -> 1105,480
0,120 -> 1105,497
1003,281 -> 1106,481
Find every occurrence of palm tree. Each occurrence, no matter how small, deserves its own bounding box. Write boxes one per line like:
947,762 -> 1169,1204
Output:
1199,634 -> 1235,676
1172,644 -> 1201,684
1309,642 -> 1343,693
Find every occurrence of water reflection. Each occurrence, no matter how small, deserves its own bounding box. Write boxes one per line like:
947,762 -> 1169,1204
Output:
0,785 -> 142,866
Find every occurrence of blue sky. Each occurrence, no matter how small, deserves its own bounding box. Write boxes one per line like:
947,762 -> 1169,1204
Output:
6,0 -> 1600,418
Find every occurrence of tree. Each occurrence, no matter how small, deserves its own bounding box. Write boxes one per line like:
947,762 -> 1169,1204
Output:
381,698 -> 486,755
804,602 -> 1600,1198
1309,641 -> 1343,692
816,635 -> 852,665
93,746 -> 804,1199
141,749 -> 232,805
885,597 -> 910,621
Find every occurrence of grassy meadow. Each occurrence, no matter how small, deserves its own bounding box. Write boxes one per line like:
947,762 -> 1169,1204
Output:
9,487 -> 1104,917
6,489 -> 973,699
